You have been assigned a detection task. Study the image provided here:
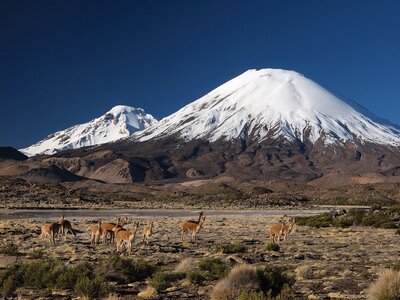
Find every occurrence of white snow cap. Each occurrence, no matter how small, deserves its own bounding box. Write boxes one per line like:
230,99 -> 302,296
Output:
21,105 -> 158,156
138,68 -> 400,146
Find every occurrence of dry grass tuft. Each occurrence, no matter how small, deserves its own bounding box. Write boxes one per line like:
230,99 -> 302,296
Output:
295,265 -> 313,280
174,258 -> 196,274
367,269 -> 400,300
210,264 -> 260,300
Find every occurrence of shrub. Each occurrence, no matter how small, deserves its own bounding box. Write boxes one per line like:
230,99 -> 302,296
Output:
216,242 -> 246,254
264,243 -> 280,252
150,272 -> 183,292
29,249 -> 44,259
333,218 -> 353,228
98,256 -> 156,284
75,275 -> 108,299
210,264 -> 294,300
238,290 -> 267,300
295,265 -> 313,280
295,214 -> 332,228
186,269 -> 208,284
0,243 -> 21,256
198,257 -> 230,279
0,260 -> 108,298
367,269 -> 400,300
210,264 -> 260,300
257,265 -> 295,297
392,264 -> 400,272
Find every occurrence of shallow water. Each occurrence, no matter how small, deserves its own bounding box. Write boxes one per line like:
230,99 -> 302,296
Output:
0,208 -> 327,220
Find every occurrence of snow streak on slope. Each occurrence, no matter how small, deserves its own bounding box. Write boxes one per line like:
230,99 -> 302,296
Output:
21,105 -> 157,156
138,69 -> 400,146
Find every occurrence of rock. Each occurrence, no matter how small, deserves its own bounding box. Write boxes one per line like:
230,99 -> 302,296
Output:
185,168 -> 203,178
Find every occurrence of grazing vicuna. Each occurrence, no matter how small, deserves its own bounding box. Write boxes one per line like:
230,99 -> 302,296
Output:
115,221 -> 140,253
180,213 -> 206,242
59,214 -> 76,238
143,221 -> 154,245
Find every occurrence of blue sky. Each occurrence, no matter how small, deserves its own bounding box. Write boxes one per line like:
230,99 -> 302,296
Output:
1,0 -> 400,148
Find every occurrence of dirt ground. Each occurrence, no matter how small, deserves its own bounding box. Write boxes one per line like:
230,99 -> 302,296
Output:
0,212 -> 398,299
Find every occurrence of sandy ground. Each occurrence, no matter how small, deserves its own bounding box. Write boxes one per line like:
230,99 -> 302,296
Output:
0,211 -> 399,299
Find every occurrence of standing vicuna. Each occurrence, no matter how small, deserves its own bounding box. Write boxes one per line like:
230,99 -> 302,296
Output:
59,214 -> 76,238
40,222 -> 62,245
90,220 -> 103,247
114,221 -> 140,253
143,221 -> 154,245
180,212 -> 206,242
269,217 -> 296,243
100,217 -> 128,244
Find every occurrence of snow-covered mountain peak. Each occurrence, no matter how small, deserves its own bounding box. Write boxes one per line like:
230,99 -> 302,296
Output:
21,105 -> 157,156
137,68 -> 400,146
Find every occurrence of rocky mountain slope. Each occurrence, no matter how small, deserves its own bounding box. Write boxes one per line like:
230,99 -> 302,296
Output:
4,69 -> 400,185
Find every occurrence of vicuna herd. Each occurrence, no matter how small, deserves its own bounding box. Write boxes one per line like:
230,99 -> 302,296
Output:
39,212 -> 296,253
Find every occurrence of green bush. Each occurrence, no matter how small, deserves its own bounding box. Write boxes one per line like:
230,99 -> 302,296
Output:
0,243 -> 21,256
238,291 -> 266,300
186,269 -> 208,284
392,263 -> 400,272
150,272 -> 183,291
75,275 -> 108,299
99,256 -> 156,284
295,214 -> 332,228
333,218 -> 353,228
216,242 -> 247,254
257,265 -> 295,297
0,260 -> 107,298
29,249 -> 44,259
264,243 -> 280,252
198,257 -> 230,279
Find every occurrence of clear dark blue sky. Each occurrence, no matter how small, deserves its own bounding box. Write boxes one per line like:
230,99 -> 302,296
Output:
1,0 -> 400,148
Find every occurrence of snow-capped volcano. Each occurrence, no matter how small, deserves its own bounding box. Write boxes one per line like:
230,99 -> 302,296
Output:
21,105 -> 157,156
137,69 -> 400,146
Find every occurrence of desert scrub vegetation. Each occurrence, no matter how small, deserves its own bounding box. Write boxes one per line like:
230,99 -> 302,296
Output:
296,206 -> 400,229
264,243 -> 280,252
0,260 -> 108,299
198,257 -> 231,280
216,242 -> 247,254
98,255 -> 156,284
150,271 -> 184,291
295,265 -> 313,280
186,269 -> 208,284
210,264 -> 294,300
367,269 -> 400,300
0,243 -> 22,256
0,256 -> 157,298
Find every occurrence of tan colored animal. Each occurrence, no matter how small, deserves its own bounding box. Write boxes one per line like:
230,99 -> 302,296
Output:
142,221 -> 154,245
89,220 -> 103,246
115,221 -> 140,253
100,217 -> 127,244
180,213 -> 206,242
40,222 -> 62,244
269,218 -> 295,243
59,214 -> 76,238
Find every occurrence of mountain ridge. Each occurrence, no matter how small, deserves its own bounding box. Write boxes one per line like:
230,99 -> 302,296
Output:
20,105 -> 157,156
136,69 -> 400,147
